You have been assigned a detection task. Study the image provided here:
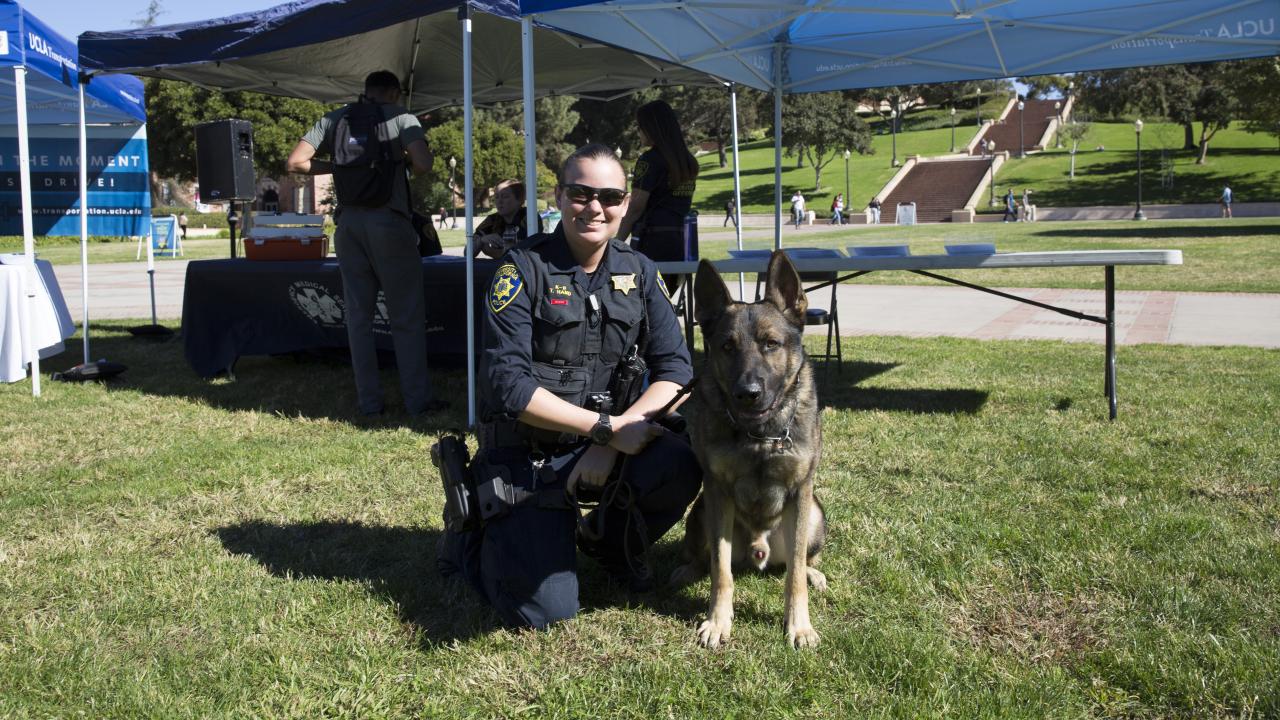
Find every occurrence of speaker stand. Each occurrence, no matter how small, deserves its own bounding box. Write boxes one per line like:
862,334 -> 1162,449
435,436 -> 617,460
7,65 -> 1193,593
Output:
228,203 -> 239,258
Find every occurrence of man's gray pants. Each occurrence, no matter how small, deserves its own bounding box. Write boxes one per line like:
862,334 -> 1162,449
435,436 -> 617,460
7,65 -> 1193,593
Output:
335,206 -> 432,414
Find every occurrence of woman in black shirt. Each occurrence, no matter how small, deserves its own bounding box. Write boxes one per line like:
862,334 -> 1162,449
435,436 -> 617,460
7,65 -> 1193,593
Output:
617,100 -> 699,267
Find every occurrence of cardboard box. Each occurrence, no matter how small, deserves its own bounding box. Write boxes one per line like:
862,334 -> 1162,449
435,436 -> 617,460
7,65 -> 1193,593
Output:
244,234 -> 329,261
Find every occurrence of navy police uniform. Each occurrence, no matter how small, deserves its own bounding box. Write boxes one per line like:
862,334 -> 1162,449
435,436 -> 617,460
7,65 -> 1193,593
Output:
439,226 -> 700,629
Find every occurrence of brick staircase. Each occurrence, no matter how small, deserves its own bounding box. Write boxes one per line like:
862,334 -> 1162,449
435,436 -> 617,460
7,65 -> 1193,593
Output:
880,158 -> 993,223
970,98 -> 1060,157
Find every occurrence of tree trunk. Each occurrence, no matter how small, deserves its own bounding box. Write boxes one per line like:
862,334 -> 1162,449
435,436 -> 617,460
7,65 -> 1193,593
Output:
1069,146 -> 1077,180
717,139 -> 727,168
1196,123 -> 1213,165
1183,123 -> 1196,150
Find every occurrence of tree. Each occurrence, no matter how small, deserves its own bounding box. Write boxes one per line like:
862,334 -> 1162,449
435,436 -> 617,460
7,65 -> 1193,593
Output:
420,118 -> 524,208
1233,57 -> 1280,150
144,80 -> 330,182
568,89 -> 660,157
671,85 -> 763,168
1014,74 -> 1072,100
781,93 -> 873,192
132,0 -> 164,27
1077,63 -> 1247,161
1058,120 -> 1091,180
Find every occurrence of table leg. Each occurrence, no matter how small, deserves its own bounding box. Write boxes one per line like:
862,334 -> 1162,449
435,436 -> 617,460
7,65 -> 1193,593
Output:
1105,266 -> 1117,420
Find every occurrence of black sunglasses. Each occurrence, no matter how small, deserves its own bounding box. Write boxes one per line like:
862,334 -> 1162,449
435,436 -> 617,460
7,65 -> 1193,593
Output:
560,183 -> 628,207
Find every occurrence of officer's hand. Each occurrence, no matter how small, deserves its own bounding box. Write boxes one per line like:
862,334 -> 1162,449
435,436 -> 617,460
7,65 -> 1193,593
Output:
479,233 -> 503,258
609,414 -> 665,456
567,444 -> 619,495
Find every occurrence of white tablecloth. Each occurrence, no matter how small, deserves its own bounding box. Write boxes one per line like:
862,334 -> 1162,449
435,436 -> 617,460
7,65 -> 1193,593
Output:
0,254 -> 75,383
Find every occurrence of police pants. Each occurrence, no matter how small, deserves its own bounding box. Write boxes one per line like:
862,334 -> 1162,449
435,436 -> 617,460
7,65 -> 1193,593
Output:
444,433 -> 701,629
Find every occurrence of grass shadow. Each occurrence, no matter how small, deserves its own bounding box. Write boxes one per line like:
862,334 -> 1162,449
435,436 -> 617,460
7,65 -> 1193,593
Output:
214,520 -> 716,642
816,360 -> 989,414
1031,223 -> 1280,240
215,520 -> 500,643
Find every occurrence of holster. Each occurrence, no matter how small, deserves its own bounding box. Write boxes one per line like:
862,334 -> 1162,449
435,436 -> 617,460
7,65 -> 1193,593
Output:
430,434 -> 477,533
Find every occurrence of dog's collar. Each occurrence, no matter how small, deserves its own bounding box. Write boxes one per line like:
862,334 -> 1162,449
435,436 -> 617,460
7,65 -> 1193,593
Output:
725,404 -> 797,454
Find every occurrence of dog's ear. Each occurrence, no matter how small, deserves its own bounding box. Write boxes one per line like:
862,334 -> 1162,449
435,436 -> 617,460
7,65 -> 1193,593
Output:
695,259 -> 733,330
764,250 -> 808,327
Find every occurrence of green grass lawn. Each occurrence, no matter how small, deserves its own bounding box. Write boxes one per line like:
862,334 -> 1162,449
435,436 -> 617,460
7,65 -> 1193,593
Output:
2,325 -> 1277,717
693,120 -> 1280,216
698,218 -> 1280,293
989,122 -> 1280,210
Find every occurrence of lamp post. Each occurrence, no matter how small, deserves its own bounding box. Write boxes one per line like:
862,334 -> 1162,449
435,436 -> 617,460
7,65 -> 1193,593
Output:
1017,99 -> 1026,158
1133,119 -> 1146,220
976,86 -> 982,127
949,106 -> 956,152
842,149 -> 851,208
448,156 -> 458,228
890,108 -> 899,167
1054,101 -> 1063,149
987,139 -> 997,207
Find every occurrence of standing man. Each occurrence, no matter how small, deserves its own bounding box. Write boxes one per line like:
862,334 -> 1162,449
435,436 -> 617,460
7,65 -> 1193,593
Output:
790,190 -> 805,228
177,212 -> 188,240
287,70 -> 445,416
1002,188 -> 1018,222
723,197 -> 736,228
1220,184 -> 1233,218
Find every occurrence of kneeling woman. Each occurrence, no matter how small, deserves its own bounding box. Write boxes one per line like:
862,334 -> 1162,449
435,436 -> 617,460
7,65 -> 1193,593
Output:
439,144 -> 701,629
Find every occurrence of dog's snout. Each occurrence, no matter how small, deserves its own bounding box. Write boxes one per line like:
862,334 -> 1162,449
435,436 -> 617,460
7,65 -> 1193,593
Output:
734,381 -> 763,405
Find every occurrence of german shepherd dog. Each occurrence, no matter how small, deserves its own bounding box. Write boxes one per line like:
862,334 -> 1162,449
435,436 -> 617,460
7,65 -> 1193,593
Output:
670,250 -> 828,649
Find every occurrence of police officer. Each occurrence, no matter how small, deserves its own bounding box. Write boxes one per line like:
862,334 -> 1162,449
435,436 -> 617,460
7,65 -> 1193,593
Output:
438,143 -> 701,629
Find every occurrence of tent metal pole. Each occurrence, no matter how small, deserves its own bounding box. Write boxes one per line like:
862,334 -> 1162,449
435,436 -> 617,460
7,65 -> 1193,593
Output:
78,83 -> 91,365
406,18 -> 423,111
729,82 -> 744,298
15,66 -> 40,397
522,16 -> 538,233
773,45 -> 782,252
461,3 -> 477,428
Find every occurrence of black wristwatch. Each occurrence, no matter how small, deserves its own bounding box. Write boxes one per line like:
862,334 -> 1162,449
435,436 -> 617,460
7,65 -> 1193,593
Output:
589,412 -> 614,446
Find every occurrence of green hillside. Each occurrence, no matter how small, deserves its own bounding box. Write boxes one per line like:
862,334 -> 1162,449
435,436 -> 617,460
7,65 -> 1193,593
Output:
694,117 -> 1280,215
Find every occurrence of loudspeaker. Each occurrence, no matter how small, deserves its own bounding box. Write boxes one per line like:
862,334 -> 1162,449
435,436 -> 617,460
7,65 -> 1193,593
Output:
195,119 -> 255,201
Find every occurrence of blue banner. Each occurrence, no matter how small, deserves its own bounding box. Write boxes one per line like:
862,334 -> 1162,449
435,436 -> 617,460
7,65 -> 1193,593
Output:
150,215 -> 178,255
0,124 -> 151,237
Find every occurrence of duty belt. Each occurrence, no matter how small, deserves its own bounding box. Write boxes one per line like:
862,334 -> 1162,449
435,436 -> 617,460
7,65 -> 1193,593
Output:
477,420 -> 583,453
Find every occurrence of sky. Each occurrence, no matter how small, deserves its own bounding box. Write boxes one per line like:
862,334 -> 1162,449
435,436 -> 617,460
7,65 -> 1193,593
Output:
39,0 -> 276,42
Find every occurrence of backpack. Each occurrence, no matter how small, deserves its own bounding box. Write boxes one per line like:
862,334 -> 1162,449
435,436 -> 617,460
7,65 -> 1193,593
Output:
331,98 -> 398,208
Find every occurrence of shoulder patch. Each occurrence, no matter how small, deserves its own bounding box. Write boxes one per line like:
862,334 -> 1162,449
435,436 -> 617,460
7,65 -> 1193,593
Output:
656,271 -> 670,299
489,262 -> 524,313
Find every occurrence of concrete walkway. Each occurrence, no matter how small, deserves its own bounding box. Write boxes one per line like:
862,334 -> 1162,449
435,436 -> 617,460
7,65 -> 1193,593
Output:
50,258 -> 1280,349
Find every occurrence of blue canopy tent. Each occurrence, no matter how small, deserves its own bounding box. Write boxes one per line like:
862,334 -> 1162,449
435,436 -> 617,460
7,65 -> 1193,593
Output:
517,0 -> 1280,245
1,0 -> 148,394
78,0 -> 715,423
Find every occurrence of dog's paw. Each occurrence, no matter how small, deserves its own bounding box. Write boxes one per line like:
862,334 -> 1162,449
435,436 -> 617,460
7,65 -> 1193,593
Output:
697,615 -> 733,649
786,621 -> 821,649
806,567 -> 828,591
669,564 -> 703,588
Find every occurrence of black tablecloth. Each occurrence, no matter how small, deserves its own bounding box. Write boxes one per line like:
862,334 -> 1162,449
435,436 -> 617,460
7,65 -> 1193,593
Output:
182,257 -> 499,377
